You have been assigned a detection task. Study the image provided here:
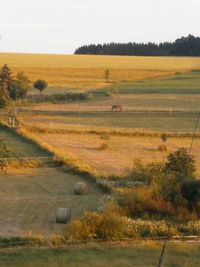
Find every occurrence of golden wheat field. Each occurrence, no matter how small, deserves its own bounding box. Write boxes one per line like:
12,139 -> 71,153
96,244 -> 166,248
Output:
1,53 -> 200,88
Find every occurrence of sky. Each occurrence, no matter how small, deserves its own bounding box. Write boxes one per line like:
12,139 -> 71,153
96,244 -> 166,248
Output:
0,0 -> 200,54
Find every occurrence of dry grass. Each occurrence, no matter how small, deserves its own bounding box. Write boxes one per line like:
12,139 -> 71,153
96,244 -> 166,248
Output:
0,167 -> 103,237
1,53 -> 200,88
23,130 -> 200,176
0,241 -> 200,267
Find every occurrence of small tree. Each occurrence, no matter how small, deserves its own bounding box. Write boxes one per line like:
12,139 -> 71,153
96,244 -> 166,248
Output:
105,69 -> 110,82
16,72 -> 31,98
0,64 -> 14,88
0,64 -> 15,98
0,84 -> 10,108
33,80 -> 47,95
165,148 -> 196,178
161,133 -> 168,143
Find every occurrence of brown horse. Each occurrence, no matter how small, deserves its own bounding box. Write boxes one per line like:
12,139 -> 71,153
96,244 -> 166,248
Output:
112,104 -> 122,112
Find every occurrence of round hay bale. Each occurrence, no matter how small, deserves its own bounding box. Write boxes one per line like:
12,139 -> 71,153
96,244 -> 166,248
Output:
56,208 -> 71,224
74,182 -> 89,195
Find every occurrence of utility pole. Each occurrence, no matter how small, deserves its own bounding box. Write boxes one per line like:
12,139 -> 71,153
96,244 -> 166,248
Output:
188,110 -> 200,157
158,240 -> 167,267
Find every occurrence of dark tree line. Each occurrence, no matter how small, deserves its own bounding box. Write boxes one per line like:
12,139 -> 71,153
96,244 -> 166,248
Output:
75,35 -> 200,56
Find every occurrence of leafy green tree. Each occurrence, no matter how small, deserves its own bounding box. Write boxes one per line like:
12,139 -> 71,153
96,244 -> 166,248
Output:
33,80 -> 47,94
165,148 -> 196,178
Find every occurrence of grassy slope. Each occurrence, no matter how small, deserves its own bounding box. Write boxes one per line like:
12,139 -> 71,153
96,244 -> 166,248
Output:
0,242 -> 200,267
0,168 -> 103,237
106,70 -> 200,93
0,125 -> 50,158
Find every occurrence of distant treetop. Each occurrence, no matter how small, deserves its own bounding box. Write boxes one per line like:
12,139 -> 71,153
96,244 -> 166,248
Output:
74,35 -> 200,56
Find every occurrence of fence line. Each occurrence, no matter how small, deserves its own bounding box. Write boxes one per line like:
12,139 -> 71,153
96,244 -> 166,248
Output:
0,235 -> 200,250
15,108 -> 200,116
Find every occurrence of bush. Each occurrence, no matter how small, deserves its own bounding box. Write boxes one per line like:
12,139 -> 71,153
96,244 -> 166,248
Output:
122,218 -> 179,238
118,188 -> 175,219
65,203 -> 127,240
181,180 -> 200,211
50,234 -> 66,246
165,148 -> 196,178
129,160 -> 164,185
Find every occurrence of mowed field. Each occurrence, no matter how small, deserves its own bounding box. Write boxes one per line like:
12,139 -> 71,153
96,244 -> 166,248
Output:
1,53 -> 200,89
0,168 -> 103,237
0,126 -> 103,236
23,130 -> 200,176
1,242 -> 200,267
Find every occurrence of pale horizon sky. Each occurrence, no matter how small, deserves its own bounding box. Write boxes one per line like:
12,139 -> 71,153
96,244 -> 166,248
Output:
0,0 -> 200,54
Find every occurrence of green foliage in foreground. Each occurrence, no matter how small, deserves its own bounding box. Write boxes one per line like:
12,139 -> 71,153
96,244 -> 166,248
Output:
117,148 -> 199,221
65,203 -> 200,240
0,243 -> 200,267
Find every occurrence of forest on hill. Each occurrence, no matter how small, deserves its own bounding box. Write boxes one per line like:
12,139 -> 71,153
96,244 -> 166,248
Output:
75,35 -> 200,56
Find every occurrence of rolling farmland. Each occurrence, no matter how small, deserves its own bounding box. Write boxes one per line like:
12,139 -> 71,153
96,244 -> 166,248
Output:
1,53 -> 200,261
0,53 -> 200,89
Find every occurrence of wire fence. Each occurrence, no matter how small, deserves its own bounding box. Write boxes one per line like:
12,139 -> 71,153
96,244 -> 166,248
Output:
0,235 -> 200,250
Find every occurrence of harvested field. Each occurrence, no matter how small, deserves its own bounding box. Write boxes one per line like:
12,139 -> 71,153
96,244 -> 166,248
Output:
0,168 -> 103,237
29,132 -> 200,176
